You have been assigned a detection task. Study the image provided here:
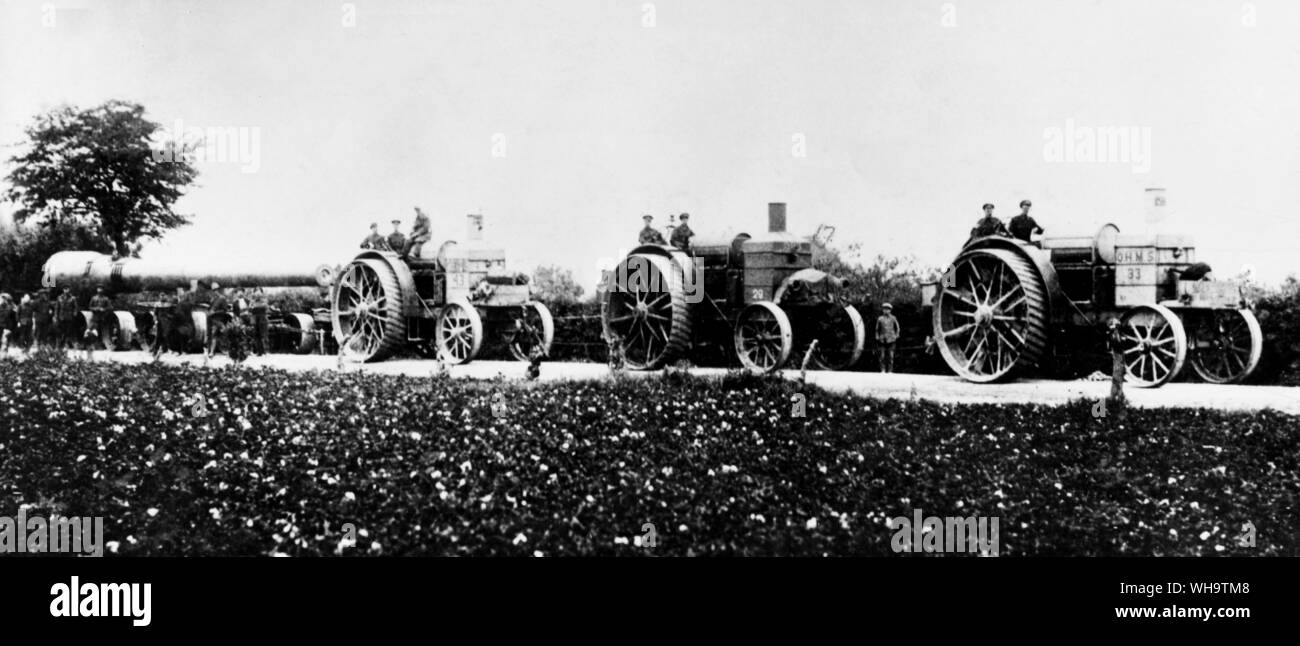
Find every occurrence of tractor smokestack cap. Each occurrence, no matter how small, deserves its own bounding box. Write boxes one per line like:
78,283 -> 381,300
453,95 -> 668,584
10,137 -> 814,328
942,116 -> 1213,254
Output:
467,213 -> 484,241
768,202 -> 787,233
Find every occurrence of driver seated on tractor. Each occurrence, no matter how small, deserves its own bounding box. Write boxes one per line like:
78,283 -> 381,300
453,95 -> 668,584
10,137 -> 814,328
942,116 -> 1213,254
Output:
970,203 -> 1010,241
669,212 -> 694,251
638,214 -> 666,245
403,207 -> 433,259
360,222 -> 391,251
1008,199 -> 1044,246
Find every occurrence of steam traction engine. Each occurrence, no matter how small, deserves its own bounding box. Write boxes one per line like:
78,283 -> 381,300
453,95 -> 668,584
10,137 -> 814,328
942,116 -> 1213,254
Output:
600,203 -> 864,373
331,214 -> 553,363
930,225 -> 1263,387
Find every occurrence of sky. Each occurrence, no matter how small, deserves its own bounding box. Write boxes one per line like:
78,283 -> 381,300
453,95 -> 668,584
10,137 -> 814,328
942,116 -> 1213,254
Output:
2,0 -> 1299,293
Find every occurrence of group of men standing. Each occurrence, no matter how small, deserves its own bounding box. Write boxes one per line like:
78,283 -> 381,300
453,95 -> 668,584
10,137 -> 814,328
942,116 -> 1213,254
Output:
146,283 -> 273,359
637,213 -> 695,250
0,286 -> 112,353
360,207 -> 433,258
0,282 -> 277,359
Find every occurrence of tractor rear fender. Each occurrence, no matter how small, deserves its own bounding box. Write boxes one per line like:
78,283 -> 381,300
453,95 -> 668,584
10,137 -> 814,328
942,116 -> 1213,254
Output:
349,251 -> 421,317
613,245 -> 700,301
958,237 -> 1067,323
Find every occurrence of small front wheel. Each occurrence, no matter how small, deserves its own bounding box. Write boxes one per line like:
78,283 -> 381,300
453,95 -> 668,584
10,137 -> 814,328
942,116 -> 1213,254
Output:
734,301 -> 793,373
436,299 -> 484,365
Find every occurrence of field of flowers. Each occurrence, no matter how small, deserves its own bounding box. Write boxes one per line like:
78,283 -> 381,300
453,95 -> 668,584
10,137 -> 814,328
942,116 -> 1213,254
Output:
1,354 -> 1297,556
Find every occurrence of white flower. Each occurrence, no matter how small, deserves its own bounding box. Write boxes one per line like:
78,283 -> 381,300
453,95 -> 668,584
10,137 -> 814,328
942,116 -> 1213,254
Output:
343,492 -> 356,502
806,518 -> 818,529
146,508 -> 159,517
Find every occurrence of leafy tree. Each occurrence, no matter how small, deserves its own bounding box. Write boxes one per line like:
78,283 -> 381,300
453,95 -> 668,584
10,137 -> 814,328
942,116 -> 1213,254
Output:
1252,275 -> 1300,384
4,100 -> 198,258
812,241 -> 937,309
531,264 -> 585,304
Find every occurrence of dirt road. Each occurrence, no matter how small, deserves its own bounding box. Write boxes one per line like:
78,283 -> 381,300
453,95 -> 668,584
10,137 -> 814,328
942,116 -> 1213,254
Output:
44,350 -> 1300,415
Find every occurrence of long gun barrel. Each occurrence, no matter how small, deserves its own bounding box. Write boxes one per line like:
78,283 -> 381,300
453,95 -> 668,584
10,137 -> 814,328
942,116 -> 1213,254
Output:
42,251 -> 333,292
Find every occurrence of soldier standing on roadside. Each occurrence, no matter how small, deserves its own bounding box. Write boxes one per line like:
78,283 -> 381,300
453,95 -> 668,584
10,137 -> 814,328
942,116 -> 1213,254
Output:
875,302 -> 900,373
206,283 -> 230,358
16,293 -> 34,352
31,290 -> 53,350
150,292 -> 173,359
0,294 -> 16,353
88,287 -> 113,350
638,214 -> 666,245
54,288 -> 79,350
171,287 -> 195,354
250,287 -> 270,356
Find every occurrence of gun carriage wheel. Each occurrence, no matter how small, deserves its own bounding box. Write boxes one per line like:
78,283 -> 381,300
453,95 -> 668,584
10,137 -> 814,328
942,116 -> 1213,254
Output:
280,313 -> 319,354
933,247 -> 1048,382
435,298 -> 484,364
504,301 -> 554,361
734,301 -> 793,372
603,253 -> 692,369
1185,309 -> 1262,384
331,257 -> 406,362
1116,304 -> 1187,388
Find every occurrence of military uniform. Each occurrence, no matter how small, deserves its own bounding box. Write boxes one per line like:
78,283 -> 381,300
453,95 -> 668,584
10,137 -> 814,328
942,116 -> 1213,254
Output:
1008,214 -> 1042,243
670,222 -> 694,250
0,298 -> 15,351
31,294 -> 53,349
970,215 -> 1009,239
387,231 -> 407,254
875,308 -> 900,373
88,292 -> 113,346
171,293 -> 196,353
16,297 -> 34,350
638,225 -> 666,245
405,210 -> 432,258
54,292 -> 79,349
151,296 -> 173,358
207,292 -> 230,355
360,232 -> 390,251
250,291 -> 270,355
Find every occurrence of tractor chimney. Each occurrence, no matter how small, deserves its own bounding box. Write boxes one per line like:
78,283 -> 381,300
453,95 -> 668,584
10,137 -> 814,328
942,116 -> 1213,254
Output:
768,202 -> 787,233
467,213 -> 484,241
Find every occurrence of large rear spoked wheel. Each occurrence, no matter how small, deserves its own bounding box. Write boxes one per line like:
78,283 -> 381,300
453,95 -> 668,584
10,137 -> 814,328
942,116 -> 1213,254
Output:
1116,304 -> 1187,388
1186,309 -> 1262,384
331,258 -> 406,362
602,253 -> 691,369
734,301 -> 793,372
933,248 -> 1048,382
